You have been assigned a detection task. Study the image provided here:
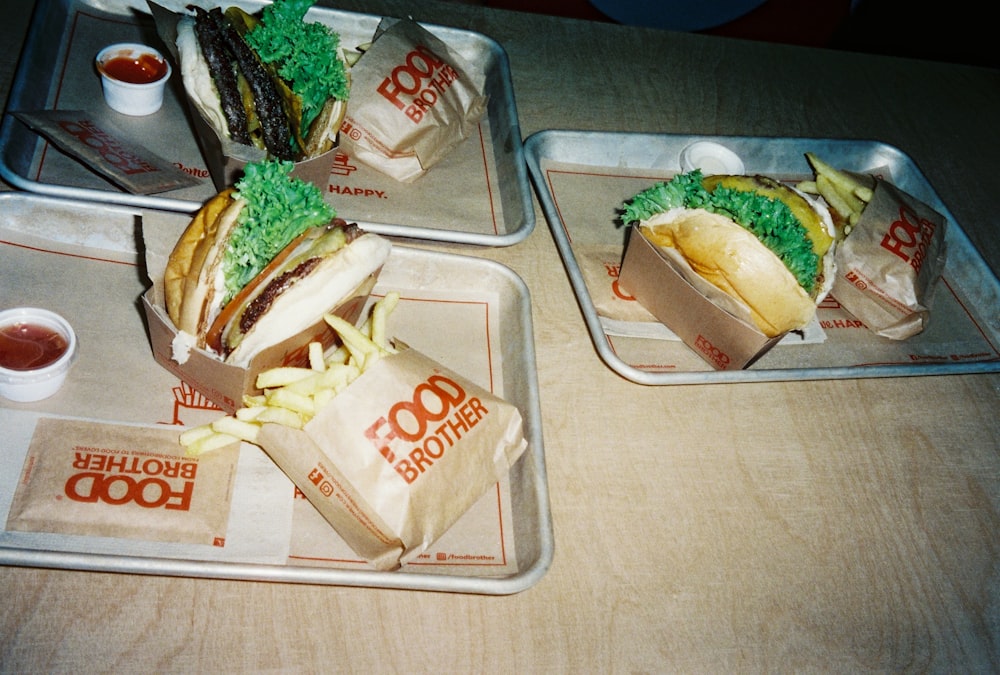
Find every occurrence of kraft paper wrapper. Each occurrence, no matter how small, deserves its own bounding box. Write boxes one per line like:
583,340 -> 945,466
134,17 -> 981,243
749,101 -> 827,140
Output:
832,178 -> 948,340
6,417 -> 239,545
256,347 -> 527,571
340,17 -> 488,183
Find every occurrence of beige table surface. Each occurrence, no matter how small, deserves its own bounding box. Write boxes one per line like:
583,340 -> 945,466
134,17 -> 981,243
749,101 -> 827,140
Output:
2,0 -> 999,671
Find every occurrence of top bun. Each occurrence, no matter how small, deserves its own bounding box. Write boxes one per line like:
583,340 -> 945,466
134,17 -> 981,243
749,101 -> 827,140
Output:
641,208 -> 817,337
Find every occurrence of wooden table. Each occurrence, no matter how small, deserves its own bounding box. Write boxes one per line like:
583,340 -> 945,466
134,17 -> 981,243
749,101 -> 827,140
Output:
2,0 -> 998,670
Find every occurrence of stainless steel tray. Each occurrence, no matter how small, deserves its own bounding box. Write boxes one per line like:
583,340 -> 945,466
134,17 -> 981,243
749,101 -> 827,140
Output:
0,192 -> 552,594
0,0 -> 534,246
525,129 -> 1000,384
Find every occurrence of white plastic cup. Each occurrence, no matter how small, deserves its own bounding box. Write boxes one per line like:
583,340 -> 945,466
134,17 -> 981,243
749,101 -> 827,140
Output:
679,141 -> 746,175
95,43 -> 172,116
0,308 -> 79,402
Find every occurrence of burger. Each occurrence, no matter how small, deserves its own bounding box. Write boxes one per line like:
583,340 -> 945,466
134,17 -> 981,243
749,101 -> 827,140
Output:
173,0 -> 350,161
164,159 -> 391,365
620,170 -> 837,337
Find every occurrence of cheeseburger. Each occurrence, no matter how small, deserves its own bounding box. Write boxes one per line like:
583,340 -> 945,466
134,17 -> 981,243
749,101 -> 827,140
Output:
174,0 -> 349,161
165,160 -> 391,365
621,170 -> 837,337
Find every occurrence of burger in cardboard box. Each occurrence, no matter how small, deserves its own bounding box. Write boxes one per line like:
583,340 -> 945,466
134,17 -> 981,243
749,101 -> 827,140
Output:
149,0 -> 350,190
617,169 -> 838,370
142,159 -> 390,413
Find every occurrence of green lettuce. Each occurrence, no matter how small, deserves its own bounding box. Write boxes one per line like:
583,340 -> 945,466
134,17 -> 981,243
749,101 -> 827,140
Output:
621,170 -> 819,293
245,0 -> 349,135
224,160 -> 335,301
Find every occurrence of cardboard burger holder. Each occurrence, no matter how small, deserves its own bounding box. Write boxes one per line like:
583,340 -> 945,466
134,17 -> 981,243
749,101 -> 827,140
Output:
141,276 -> 376,416
617,227 -> 783,371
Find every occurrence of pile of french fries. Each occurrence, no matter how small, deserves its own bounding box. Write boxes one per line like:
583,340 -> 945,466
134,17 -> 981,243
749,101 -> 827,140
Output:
180,292 -> 400,456
796,152 -> 875,237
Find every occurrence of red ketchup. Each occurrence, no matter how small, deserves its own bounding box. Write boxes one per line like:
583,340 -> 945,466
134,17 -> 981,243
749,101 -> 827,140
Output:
102,54 -> 168,84
0,323 -> 69,371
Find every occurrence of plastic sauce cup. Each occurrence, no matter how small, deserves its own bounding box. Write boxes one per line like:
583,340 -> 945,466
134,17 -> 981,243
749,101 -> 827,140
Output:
0,308 -> 79,402
95,43 -> 172,116
679,141 -> 746,175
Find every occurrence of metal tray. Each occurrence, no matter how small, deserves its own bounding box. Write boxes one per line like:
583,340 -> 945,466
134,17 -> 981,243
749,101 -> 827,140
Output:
0,0 -> 534,246
0,192 -> 552,594
525,129 -> 1000,384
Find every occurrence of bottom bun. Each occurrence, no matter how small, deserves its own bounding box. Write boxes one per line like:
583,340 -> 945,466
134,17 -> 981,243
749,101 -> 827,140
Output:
641,209 -> 816,337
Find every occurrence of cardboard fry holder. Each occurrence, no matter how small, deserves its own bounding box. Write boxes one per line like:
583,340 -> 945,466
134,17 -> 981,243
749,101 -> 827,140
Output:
617,227 -> 783,370
148,2 -> 340,192
256,347 -> 528,571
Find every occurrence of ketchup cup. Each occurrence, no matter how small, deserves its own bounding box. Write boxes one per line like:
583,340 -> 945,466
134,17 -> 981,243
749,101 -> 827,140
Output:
95,43 -> 172,116
0,308 -> 79,402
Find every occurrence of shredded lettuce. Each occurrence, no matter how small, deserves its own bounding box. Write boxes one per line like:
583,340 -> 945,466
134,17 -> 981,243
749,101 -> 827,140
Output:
245,0 -> 349,135
621,170 -> 819,293
224,160 -> 335,300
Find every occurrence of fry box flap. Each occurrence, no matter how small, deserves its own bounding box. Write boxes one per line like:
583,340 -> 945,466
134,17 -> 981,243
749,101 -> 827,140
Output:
618,226 -> 782,370
256,347 -> 528,570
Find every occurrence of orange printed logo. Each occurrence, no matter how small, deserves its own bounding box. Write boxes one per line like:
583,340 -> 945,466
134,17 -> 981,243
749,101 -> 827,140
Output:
376,45 -> 460,124
694,334 -> 730,369
364,373 -> 488,484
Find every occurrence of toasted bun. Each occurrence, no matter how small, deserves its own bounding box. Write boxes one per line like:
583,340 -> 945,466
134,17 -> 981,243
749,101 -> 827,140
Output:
164,189 -> 244,339
641,209 -> 817,337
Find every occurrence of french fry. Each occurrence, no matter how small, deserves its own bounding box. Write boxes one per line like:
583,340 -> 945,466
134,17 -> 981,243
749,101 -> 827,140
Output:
370,291 -> 400,349
256,366 -> 316,389
265,387 -> 316,416
211,415 -> 261,443
798,152 -> 875,237
184,430 -> 241,456
816,174 -> 860,220
179,425 -> 218,447
255,405 -> 306,429
178,292 -> 401,456
796,179 -> 819,195
308,341 -> 326,372
235,404 -> 269,421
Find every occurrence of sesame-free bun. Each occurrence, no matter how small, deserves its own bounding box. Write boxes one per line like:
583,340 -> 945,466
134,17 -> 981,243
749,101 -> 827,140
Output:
641,208 -> 817,337
163,189 -> 244,340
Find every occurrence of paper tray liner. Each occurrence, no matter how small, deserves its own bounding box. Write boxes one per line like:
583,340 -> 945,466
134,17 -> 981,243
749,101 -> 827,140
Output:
0,192 -> 552,593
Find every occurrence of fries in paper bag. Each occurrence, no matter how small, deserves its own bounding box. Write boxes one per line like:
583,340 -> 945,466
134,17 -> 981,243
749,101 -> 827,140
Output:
798,154 -> 948,339
339,17 -> 489,183
181,294 -> 528,570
